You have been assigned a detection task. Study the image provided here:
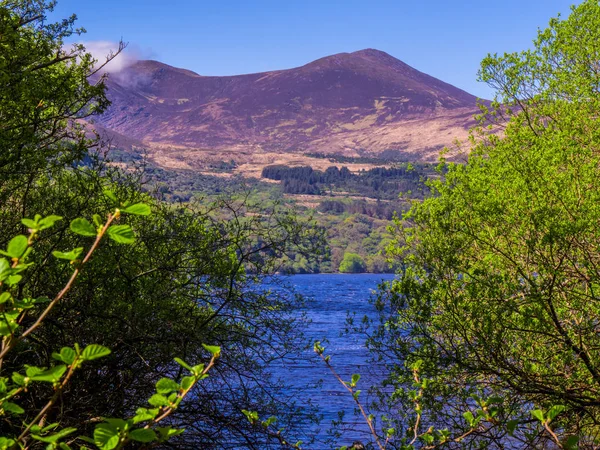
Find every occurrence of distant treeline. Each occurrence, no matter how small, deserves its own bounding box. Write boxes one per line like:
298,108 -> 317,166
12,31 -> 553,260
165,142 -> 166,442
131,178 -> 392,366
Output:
317,199 -> 403,220
305,148 -> 444,164
261,164 -> 431,199
305,152 -> 392,164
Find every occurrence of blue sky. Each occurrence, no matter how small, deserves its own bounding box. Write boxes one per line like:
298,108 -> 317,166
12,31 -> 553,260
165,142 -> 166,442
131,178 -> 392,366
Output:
52,0 -> 579,99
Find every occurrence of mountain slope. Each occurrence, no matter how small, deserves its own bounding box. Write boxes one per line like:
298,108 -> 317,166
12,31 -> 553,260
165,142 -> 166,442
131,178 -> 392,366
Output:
95,49 -> 482,162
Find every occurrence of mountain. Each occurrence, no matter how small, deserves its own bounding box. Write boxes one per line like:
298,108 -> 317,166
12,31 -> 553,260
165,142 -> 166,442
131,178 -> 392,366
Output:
95,49 -> 483,165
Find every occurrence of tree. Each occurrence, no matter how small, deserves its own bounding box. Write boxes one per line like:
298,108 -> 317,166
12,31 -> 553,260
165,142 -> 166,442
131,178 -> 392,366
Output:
0,202 -> 225,449
0,159 -> 324,447
0,0 -> 117,181
339,253 -> 366,274
369,1 -> 600,448
0,1 -> 325,447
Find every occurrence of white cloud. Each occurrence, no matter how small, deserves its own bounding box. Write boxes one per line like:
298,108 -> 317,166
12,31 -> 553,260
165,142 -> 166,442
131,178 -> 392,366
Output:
81,40 -> 137,73
75,40 -> 155,74
67,41 -> 156,88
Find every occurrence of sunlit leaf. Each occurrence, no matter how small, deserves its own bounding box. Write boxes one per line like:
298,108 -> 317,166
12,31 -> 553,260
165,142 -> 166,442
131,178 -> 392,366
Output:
107,225 -> 135,244
70,218 -> 96,237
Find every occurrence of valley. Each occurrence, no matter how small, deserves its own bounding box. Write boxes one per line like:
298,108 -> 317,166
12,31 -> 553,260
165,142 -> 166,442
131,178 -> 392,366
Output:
94,49 -> 485,274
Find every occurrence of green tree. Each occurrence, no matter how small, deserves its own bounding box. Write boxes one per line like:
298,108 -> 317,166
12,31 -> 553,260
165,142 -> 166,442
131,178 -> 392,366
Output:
0,204 -> 222,449
0,1 -> 324,447
369,1 -> 600,448
0,0 -> 116,181
339,253 -> 366,274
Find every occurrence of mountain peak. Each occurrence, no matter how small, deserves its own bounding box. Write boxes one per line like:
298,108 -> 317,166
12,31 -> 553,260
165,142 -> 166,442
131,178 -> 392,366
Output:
98,50 -> 481,161
351,48 -> 394,58
302,48 -> 419,77
124,59 -> 201,78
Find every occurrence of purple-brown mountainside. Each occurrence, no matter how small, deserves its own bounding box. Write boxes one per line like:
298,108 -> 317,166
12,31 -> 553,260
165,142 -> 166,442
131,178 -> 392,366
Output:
96,49 -> 483,164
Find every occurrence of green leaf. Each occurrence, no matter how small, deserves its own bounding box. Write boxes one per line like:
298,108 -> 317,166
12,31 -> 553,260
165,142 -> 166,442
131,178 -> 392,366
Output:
156,378 -> 180,395
421,433 -> 434,444
174,357 -> 193,371
191,363 -> 205,377
123,203 -> 151,216
6,235 -> 28,259
530,409 -> 545,422
180,376 -> 195,391
487,396 -> 503,404
41,423 -> 60,433
92,214 -> 103,227
70,218 -> 97,237
0,311 -> 20,336
2,401 -> 24,414
202,344 -> 221,358
103,190 -> 118,203
242,409 -> 259,423
38,215 -> 62,230
350,373 -> 361,386
132,407 -> 158,424
128,428 -> 157,443
94,423 -> 120,450
5,274 -> 21,286
155,427 -> 185,441
11,372 -> 26,386
12,297 -> 36,309
52,247 -> 84,261
25,366 -> 44,378
52,347 -> 77,365
148,394 -> 169,407
507,419 -> 518,436
81,344 -> 111,361
31,427 -> 76,443
0,258 -> 9,281
103,418 -> 127,429
107,225 -> 135,244
409,359 -> 423,370
0,292 -> 11,304
547,405 -> 565,422
21,218 -> 38,229
30,365 -> 67,383
463,411 -> 475,426
263,416 -> 277,426
0,437 -> 16,449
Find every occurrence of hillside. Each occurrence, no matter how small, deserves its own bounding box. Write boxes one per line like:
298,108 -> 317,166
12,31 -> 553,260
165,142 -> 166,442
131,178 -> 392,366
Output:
94,49 -> 483,167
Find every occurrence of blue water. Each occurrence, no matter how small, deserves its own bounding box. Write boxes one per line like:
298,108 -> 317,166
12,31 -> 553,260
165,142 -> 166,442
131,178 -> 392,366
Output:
269,273 -> 395,449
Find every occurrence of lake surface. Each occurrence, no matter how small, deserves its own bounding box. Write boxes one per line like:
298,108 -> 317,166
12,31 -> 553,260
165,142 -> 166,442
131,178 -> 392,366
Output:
269,273 -> 395,449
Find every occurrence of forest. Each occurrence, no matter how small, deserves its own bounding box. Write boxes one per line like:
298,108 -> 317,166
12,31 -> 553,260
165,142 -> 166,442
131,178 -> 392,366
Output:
261,164 -> 432,199
2,0 -> 600,449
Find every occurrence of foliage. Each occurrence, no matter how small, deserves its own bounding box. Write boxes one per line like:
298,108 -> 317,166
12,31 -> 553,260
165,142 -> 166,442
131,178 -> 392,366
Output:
0,203 -> 221,449
0,1 -> 324,447
339,253 -> 367,274
261,164 -> 432,200
133,161 -> 401,274
0,0 -> 115,181
367,1 -> 600,447
0,163 -> 324,446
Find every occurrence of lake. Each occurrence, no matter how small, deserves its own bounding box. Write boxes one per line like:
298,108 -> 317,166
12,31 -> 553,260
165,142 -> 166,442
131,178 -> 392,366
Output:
269,273 -> 395,449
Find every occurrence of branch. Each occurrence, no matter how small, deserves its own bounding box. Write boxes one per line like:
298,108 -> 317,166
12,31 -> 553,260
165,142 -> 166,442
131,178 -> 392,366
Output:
0,212 -> 117,361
